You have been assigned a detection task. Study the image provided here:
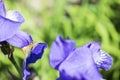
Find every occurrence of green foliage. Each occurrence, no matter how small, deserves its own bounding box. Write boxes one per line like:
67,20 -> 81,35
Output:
0,0 -> 120,80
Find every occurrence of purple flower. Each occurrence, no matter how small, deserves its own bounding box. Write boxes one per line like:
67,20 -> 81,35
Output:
49,35 -> 113,80
0,1 -> 32,48
23,43 -> 47,80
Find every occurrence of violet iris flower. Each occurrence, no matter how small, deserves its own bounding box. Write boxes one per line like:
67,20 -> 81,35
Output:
49,35 -> 112,80
23,43 -> 47,80
0,1 -> 32,48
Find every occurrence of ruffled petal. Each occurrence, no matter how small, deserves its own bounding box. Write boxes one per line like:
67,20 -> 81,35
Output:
23,43 -> 47,80
85,42 -> 113,70
58,47 -> 103,80
85,42 -> 101,52
0,10 -> 25,42
0,1 -> 6,17
93,50 -> 113,70
6,30 -> 33,48
49,35 -> 76,69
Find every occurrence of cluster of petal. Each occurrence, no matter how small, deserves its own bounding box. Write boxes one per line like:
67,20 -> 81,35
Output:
49,35 -> 113,80
0,1 -> 32,48
23,43 -> 47,80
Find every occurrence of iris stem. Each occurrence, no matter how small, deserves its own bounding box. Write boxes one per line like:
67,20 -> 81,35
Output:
8,47 -> 22,79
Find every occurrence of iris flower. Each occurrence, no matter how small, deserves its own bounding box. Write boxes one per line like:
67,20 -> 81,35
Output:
49,35 -> 112,80
0,1 -> 32,48
23,43 -> 47,80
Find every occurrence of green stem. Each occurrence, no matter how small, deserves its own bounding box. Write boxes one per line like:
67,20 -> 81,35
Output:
8,47 -> 22,79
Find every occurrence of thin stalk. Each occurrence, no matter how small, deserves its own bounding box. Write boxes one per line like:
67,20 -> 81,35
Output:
8,47 -> 22,79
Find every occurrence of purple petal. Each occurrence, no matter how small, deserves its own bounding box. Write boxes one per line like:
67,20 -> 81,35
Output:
23,43 -> 47,80
6,30 -> 33,48
58,47 -> 103,80
6,10 -> 25,22
93,50 -> 113,70
0,10 -> 25,42
49,35 -> 76,69
23,60 -> 31,80
26,43 -> 47,64
85,42 -> 113,70
0,1 -> 6,17
85,42 -> 101,52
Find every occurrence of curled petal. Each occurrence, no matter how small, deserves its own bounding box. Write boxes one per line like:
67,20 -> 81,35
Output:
23,43 -> 47,80
6,30 -> 33,48
58,47 -> 103,80
6,10 -> 25,22
49,35 -> 76,69
0,10 -> 25,42
26,43 -> 47,64
0,1 -> 6,17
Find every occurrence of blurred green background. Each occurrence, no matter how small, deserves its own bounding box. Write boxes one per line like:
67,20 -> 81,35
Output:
0,0 -> 120,80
